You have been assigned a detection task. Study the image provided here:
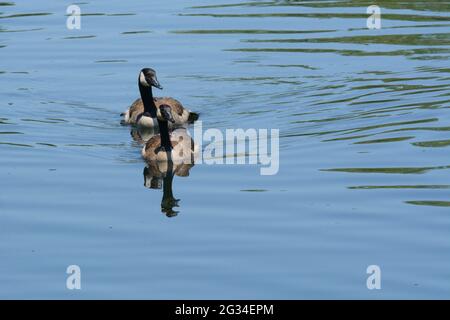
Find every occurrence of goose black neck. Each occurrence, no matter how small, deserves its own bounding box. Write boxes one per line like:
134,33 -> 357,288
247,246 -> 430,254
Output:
158,119 -> 172,150
139,83 -> 157,118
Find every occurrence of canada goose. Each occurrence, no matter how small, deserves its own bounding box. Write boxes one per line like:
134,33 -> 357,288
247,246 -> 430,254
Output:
121,68 -> 199,128
141,104 -> 199,163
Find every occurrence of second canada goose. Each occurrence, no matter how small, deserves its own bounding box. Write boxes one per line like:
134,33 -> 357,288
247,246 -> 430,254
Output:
121,68 -> 199,128
141,104 -> 199,163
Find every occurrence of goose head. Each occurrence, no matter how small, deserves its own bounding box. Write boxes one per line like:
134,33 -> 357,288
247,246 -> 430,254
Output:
139,68 -> 163,90
157,104 -> 176,123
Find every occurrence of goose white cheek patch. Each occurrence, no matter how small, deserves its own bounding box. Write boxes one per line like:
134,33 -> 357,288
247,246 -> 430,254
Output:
139,72 -> 149,87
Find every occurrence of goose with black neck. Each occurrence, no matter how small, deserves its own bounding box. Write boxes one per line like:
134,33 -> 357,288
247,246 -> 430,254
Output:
141,104 -> 198,163
122,68 -> 199,128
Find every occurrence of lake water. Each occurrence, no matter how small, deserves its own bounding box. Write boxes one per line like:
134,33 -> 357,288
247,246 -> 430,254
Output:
1,0 -> 449,299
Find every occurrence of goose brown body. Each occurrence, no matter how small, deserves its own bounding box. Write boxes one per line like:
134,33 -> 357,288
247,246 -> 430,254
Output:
141,128 -> 198,163
124,97 -> 192,125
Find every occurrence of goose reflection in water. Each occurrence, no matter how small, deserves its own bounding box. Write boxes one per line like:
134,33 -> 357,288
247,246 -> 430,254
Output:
130,127 -> 158,145
143,160 -> 195,217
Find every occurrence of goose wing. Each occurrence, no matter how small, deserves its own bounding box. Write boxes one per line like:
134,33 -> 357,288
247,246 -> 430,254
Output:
126,98 -> 144,124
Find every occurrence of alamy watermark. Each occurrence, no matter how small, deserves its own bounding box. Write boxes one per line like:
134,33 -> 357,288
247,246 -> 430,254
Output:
366,265 -> 381,290
193,121 -> 279,175
367,5 -> 381,29
188,121 -> 279,176
66,5 -> 81,30
66,265 -> 81,290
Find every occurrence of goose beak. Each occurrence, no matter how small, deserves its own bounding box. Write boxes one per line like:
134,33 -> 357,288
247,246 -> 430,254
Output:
152,78 -> 163,90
